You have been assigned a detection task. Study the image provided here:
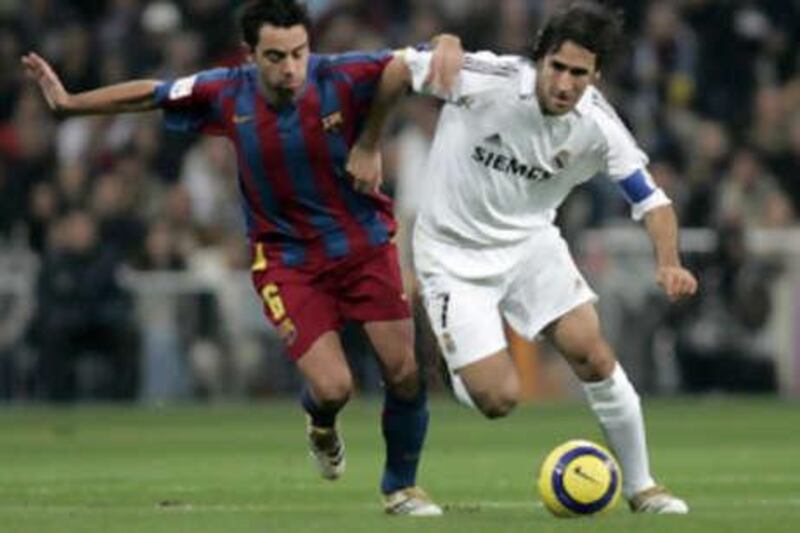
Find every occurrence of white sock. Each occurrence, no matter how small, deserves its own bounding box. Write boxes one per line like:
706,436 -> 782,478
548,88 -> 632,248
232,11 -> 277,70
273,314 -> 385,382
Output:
450,372 -> 476,409
581,363 -> 656,498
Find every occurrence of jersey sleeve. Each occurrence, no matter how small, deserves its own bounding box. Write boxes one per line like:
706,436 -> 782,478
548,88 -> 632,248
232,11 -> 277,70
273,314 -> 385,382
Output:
402,48 -> 520,100
153,67 -> 233,136
590,94 -> 671,220
323,50 -> 393,106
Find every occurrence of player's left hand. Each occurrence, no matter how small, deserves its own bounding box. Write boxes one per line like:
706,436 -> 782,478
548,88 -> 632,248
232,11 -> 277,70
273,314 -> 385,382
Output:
20,52 -> 71,113
656,265 -> 698,302
427,34 -> 464,96
346,142 -> 382,194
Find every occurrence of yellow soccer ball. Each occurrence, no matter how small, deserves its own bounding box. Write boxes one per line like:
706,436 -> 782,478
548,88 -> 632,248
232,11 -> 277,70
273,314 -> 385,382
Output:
537,439 -> 622,518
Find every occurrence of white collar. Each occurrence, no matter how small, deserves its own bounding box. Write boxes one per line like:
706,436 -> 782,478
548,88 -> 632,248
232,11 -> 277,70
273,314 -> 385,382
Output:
519,60 -> 535,98
573,87 -> 593,117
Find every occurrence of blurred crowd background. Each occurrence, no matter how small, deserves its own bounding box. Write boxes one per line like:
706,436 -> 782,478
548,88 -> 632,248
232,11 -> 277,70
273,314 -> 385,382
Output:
0,0 -> 799,402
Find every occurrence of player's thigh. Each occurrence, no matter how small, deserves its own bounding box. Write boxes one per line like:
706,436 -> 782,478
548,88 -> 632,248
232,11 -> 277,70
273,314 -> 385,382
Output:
456,348 -> 520,410
501,230 -> 597,341
251,269 -> 341,362
544,302 -> 616,381
335,243 -> 412,324
363,319 -> 418,395
295,330 -> 354,404
332,244 -> 417,393
418,272 -> 506,373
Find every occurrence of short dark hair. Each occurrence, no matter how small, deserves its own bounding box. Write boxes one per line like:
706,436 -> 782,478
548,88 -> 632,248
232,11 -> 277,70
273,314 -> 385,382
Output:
531,1 -> 623,70
240,0 -> 312,49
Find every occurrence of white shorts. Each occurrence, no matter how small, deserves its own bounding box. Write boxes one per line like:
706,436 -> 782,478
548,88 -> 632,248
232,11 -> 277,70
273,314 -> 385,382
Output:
414,226 -> 597,371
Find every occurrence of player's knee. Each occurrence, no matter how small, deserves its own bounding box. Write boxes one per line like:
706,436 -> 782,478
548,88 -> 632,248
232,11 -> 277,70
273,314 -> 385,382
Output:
476,392 -> 518,419
472,380 -> 520,419
383,355 -> 420,400
585,340 -> 616,381
570,338 -> 616,382
312,374 -> 353,408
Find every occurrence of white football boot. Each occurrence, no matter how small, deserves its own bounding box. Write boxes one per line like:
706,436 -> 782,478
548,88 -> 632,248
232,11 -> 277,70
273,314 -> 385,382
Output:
383,486 -> 443,517
629,485 -> 689,514
307,423 -> 345,480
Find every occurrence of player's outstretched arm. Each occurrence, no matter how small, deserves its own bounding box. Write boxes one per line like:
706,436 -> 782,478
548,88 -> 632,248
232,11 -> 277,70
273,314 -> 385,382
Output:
346,55 -> 411,193
347,34 -> 463,193
643,204 -> 699,302
21,52 -> 160,116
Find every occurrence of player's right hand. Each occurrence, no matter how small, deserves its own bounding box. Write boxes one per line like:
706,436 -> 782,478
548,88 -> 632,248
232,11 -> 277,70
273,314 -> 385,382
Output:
346,143 -> 383,194
20,52 -> 71,113
656,265 -> 698,302
427,34 -> 464,96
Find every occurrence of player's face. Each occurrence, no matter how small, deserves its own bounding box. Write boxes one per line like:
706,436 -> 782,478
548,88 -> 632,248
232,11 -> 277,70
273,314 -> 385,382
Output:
535,41 -> 598,115
249,24 -> 310,102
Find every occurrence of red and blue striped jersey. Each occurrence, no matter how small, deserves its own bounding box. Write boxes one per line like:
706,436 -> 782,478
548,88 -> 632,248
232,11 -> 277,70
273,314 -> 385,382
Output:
153,51 -> 395,267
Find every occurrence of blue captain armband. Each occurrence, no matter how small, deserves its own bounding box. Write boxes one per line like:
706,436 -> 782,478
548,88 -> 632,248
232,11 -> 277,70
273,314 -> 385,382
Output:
618,169 -> 655,203
617,169 -> 671,220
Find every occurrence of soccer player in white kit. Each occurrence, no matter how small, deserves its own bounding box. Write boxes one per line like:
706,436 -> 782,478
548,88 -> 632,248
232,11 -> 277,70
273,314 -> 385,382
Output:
348,1 -> 698,514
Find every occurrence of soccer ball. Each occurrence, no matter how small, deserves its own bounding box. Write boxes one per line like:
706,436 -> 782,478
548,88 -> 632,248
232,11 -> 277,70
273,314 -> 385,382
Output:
537,439 -> 622,518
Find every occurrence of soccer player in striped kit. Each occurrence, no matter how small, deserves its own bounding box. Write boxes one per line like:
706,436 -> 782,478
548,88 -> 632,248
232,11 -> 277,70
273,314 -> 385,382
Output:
22,0 -> 463,516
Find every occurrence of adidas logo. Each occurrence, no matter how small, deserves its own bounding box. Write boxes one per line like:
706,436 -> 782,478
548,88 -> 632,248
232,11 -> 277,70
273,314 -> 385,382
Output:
484,133 -> 502,146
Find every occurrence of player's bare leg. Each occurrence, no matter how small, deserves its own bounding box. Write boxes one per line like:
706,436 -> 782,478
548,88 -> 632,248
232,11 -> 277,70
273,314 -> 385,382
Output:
546,302 -> 689,514
296,332 -> 353,480
366,319 -> 419,400
365,319 -> 442,516
452,349 -> 521,419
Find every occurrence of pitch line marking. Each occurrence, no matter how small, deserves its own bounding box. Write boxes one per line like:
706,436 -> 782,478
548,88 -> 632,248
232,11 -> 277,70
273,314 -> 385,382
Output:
3,499 -> 800,514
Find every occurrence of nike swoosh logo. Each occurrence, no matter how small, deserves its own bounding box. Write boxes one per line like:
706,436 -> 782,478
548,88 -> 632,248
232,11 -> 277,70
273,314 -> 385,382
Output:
573,466 -> 600,484
232,114 -> 254,124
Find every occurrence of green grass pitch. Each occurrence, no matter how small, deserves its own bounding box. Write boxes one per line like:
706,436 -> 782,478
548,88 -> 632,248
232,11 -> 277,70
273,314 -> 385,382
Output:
1,396 -> 798,532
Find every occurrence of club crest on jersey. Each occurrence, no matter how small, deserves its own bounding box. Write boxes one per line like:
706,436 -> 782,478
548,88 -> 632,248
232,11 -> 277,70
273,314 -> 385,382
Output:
169,75 -> 197,100
322,111 -> 344,132
441,332 -> 457,354
453,95 -> 475,109
277,318 -> 297,347
553,150 -> 571,170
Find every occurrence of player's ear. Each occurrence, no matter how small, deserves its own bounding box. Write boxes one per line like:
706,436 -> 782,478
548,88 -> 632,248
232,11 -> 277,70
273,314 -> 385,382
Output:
241,41 -> 255,61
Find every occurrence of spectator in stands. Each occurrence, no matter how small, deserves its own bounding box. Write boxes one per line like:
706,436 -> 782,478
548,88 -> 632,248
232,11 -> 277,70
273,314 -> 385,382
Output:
90,169 -> 146,261
682,120 -> 731,227
629,1 -> 698,148
55,161 -> 90,211
179,136 -> 241,242
673,222 -> 778,393
716,146 -> 794,228
132,218 -> 193,401
0,160 -> 24,240
772,112 -> 800,212
25,180 -> 59,253
748,87 -> 790,163
34,209 -> 137,401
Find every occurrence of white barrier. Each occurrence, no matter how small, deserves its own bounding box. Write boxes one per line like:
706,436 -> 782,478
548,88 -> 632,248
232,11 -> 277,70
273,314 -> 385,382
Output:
3,226 -> 800,398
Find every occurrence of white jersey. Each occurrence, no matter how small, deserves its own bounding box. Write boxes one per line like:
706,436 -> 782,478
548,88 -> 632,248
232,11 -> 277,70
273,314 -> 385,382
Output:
403,48 -> 670,249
